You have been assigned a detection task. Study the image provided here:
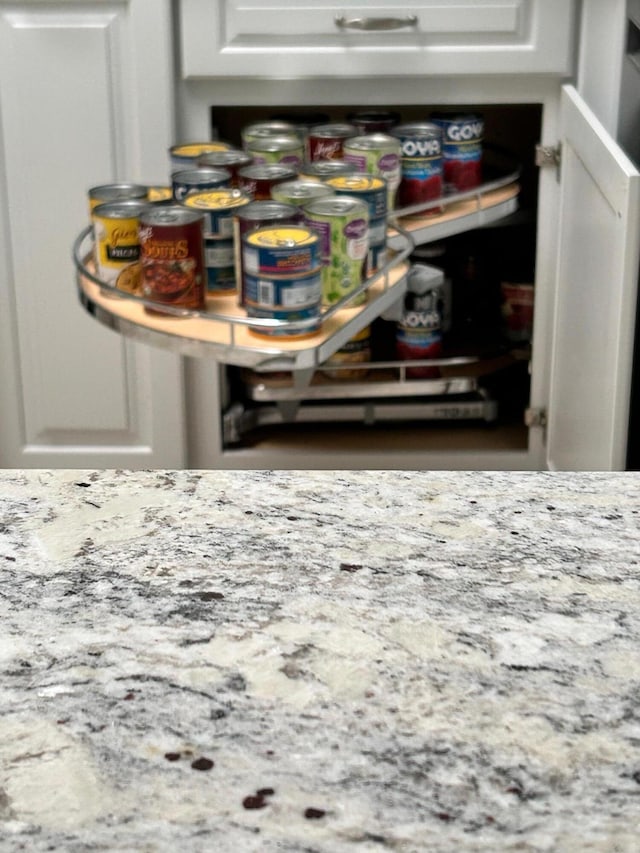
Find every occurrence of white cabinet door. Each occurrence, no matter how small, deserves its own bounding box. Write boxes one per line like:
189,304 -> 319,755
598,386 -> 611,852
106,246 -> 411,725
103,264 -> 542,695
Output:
547,85 -> 640,470
0,1 -> 186,468
180,0 -> 575,78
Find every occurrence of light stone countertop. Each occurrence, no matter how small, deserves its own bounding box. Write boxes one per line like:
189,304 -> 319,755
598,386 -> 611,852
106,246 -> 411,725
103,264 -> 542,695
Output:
1,469 -> 640,852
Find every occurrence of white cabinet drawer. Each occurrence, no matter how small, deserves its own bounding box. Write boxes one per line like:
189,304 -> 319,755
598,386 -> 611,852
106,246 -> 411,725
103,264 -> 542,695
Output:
180,0 -> 576,78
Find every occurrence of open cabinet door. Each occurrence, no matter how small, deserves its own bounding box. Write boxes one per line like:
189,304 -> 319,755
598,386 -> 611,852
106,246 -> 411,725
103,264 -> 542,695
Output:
546,85 -> 640,470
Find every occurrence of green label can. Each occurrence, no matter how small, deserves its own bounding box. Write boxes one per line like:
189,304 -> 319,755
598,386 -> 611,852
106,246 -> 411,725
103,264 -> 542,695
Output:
303,196 -> 369,307
342,133 -> 401,210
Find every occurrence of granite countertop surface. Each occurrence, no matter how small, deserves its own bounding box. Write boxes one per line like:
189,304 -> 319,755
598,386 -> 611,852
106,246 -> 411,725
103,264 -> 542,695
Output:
1,468 -> 640,852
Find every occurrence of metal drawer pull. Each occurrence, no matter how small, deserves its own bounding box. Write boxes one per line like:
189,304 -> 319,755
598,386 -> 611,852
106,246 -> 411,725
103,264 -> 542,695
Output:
334,15 -> 419,31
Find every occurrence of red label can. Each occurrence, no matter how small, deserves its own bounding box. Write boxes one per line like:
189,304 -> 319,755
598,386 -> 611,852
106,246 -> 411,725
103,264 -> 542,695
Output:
237,164 -> 298,200
308,123 -> 357,161
139,206 -> 206,313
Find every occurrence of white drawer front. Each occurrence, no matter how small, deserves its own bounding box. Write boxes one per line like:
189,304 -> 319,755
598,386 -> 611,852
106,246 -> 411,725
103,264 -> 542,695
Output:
180,0 -> 575,77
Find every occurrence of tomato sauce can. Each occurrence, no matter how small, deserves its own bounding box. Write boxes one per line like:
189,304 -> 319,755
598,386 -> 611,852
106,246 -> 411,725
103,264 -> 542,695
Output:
171,167 -> 231,202
196,149 -> 254,186
342,134 -> 401,211
242,226 -> 319,276
92,199 -> 149,293
246,134 -> 305,168
391,122 -> 443,214
303,196 -> 369,307
271,180 -> 335,208
430,113 -> 484,193
308,123 -> 357,161
139,206 -> 206,312
237,164 -> 298,200
169,141 -> 232,170
88,182 -> 147,213
182,188 -> 252,238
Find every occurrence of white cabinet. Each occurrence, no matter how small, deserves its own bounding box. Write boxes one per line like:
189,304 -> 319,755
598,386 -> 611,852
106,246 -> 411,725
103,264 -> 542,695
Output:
180,0 -> 576,78
0,0 -> 185,468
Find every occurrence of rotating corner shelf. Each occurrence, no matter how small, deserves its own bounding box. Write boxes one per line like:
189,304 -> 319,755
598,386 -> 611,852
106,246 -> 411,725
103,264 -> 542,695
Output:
73,169 -> 520,376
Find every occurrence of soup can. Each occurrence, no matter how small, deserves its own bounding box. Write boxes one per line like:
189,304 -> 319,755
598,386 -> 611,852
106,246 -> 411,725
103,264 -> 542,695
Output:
343,134 -> 401,211
241,121 -> 301,149
303,196 -> 369,307
347,111 -> 401,134
169,141 -> 232,170
182,188 -> 252,238
237,163 -> 298,200
146,186 -> 173,206
391,122 -> 444,213
196,149 -> 254,186
92,199 -> 149,293
431,113 -> 484,192
246,134 -> 305,167
298,160 -> 360,182
242,226 -> 319,276
88,182 -> 147,213
171,167 -> 231,202
271,180 -> 335,208
308,123 -> 357,161
139,206 -> 206,312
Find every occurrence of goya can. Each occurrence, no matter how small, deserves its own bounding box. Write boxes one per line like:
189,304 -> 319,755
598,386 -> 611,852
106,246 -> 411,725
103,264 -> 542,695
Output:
242,226 -> 319,276
308,123 -> 357,161
342,134 -> 401,211
146,186 -> 173,205
169,141 -> 232,170
391,122 -> 443,213
303,196 -> 369,307
298,160 -> 360,182
237,163 -> 298,200
88,182 -> 147,213
326,175 -> 387,275
182,188 -> 252,238
431,113 -> 484,192
139,206 -> 206,312
92,199 -> 149,293
196,149 -> 254,186
246,134 -> 304,167
396,264 -> 444,378
171,167 -> 231,202
271,180 -> 335,208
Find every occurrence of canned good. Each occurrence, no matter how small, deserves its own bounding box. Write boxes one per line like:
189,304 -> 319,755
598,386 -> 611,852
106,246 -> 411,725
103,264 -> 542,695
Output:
308,123 -> 357,161
146,186 -> 173,205
391,122 -> 443,213
241,121 -> 302,149
169,141 -> 232,170
325,175 -> 387,220
431,113 -> 484,193
322,326 -> 371,380
500,281 -> 534,343
246,302 -> 321,339
244,268 -> 322,310
204,237 -> 236,294
271,180 -> 335,208
196,149 -> 254,186
182,188 -> 252,238
171,167 -> 231,202
92,199 -> 149,293
88,182 -> 147,213
246,134 -> 305,167
343,134 -> 401,211
299,160 -> 360,182
243,226 -> 319,276
237,163 -> 298,200
347,111 -> 401,134
396,264 -> 444,378
303,196 -> 369,307
139,206 -> 206,312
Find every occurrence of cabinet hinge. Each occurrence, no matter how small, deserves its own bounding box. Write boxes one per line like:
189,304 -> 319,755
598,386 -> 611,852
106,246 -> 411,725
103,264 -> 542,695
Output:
535,143 -> 561,174
524,407 -> 547,428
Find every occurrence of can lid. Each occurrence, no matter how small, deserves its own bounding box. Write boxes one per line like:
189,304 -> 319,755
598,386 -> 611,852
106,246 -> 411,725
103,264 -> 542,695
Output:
303,196 -> 369,216
246,225 -> 318,248
171,167 -> 231,183
183,188 -> 251,211
170,141 -> 232,157
92,199 -> 151,218
326,175 -> 386,192
239,200 -> 299,222
89,183 -> 148,201
344,133 -> 400,150
140,205 -> 204,227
